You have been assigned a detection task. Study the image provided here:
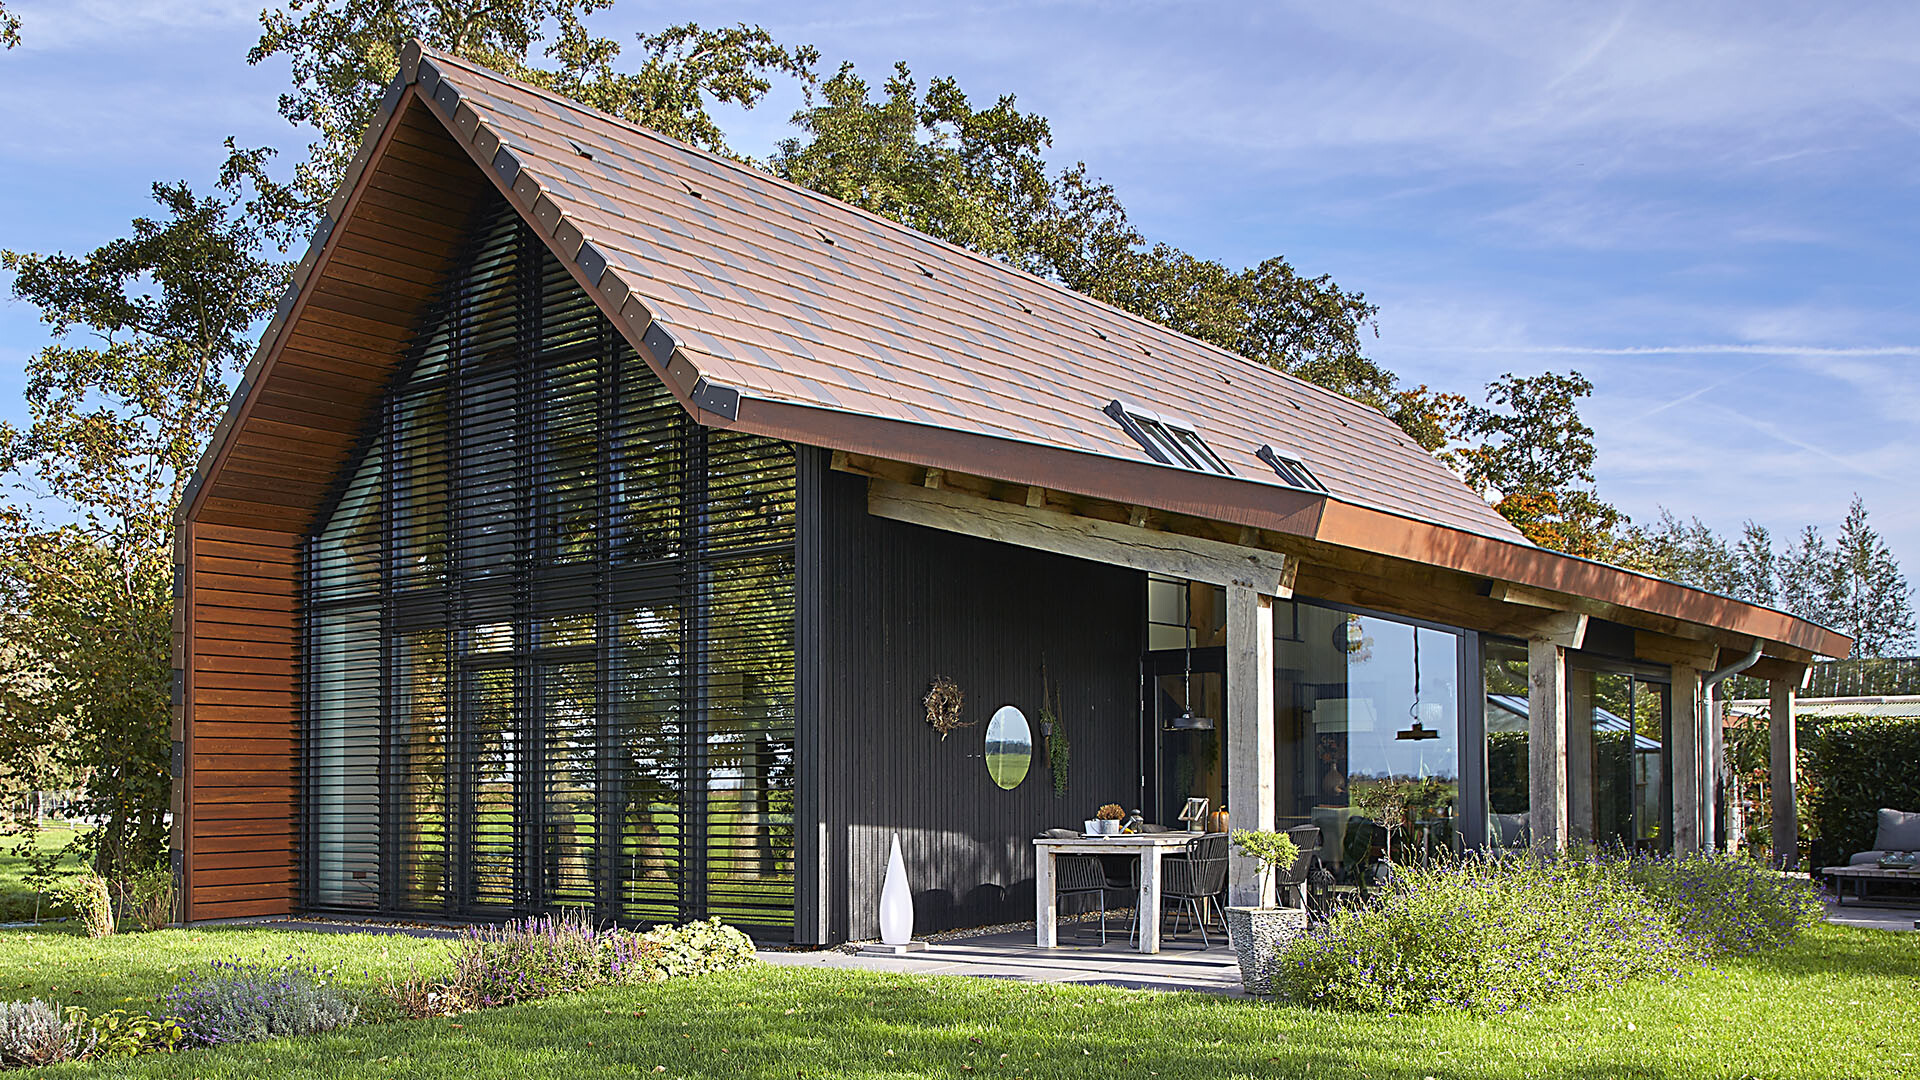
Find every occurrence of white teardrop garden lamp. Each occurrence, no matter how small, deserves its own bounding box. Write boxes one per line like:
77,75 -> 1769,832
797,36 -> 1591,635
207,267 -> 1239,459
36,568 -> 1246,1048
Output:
861,832 -> 930,954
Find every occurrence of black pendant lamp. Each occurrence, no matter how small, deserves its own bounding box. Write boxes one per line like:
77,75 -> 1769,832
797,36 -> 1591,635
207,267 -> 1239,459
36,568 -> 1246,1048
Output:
1396,628 -> 1440,741
1168,584 -> 1215,731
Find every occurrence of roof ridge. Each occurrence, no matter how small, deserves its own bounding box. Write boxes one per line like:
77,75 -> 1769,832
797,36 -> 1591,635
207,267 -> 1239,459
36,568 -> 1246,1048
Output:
417,44 -> 1411,436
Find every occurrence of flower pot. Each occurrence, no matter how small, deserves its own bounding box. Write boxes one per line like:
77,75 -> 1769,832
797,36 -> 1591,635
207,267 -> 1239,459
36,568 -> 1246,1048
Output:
1223,905 -> 1307,996
1083,820 -> 1101,835
1095,819 -> 1121,835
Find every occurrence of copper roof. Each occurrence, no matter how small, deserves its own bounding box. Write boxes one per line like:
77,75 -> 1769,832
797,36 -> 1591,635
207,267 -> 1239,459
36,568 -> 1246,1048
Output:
176,42 -> 1852,662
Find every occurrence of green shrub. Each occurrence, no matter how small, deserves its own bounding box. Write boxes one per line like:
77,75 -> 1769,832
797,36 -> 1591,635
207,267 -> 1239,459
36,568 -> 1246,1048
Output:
118,865 -> 175,931
66,1007 -> 182,1059
1275,852 -> 1706,1013
638,918 -> 758,978
1801,716 -> 1920,868
1628,850 -> 1823,955
161,958 -> 358,1047
52,873 -> 114,937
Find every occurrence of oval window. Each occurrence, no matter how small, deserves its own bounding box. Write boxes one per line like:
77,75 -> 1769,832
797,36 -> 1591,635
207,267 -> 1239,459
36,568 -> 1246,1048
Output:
985,705 -> 1033,790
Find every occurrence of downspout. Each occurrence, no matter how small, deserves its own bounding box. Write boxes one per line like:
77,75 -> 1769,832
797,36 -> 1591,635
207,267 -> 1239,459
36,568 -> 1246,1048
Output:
1700,643 -> 1764,852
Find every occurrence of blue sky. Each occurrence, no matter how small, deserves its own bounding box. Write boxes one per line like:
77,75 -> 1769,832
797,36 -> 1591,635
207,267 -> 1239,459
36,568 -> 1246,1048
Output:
2,1 -> 1917,572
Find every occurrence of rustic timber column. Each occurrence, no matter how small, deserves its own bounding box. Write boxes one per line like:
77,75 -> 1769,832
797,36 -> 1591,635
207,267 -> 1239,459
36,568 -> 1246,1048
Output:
1770,679 -> 1798,869
1226,585 -> 1276,907
1527,638 -> 1569,849
1672,666 -> 1704,854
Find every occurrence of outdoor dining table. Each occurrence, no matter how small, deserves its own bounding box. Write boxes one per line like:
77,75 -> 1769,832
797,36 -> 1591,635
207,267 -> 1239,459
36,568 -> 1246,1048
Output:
1033,833 -> 1202,954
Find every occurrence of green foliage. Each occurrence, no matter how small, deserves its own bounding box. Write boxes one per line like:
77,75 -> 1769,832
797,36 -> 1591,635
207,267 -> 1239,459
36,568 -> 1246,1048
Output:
1038,668 -> 1068,799
1277,849 -> 1824,1014
1627,852 -> 1823,955
1229,830 -> 1301,880
52,872 -> 114,938
0,1 -> 18,50
65,1006 -> 183,1059
1277,853 -> 1702,1013
1800,715 -> 1920,868
1452,371 -> 1632,557
1,180 -> 281,881
637,918 -> 758,978
119,864 -> 175,931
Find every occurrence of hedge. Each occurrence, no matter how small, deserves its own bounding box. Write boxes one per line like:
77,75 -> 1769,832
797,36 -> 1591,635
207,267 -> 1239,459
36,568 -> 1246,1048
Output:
1800,715 -> 1920,868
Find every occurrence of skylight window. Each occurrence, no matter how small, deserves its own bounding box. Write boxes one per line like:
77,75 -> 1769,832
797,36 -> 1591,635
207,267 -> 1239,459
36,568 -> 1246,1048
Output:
1256,444 -> 1327,493
1104,400 -> 1233,476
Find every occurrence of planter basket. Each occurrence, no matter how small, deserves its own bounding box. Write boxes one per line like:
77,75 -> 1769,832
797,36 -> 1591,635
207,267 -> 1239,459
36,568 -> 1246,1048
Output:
1223,905 -> 1307,995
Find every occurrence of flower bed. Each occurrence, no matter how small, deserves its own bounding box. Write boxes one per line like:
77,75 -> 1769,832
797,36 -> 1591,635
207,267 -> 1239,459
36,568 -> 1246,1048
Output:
0,912 -> 757,1069
1274,848 -> 1822,1013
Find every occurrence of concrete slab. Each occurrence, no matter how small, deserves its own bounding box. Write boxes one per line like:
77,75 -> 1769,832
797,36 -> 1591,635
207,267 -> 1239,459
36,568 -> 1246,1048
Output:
1824,900 -> 1920,933
763,928 -> 1246,995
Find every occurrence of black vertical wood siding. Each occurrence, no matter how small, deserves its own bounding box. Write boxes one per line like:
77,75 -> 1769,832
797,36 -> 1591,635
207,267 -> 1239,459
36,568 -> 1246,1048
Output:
800,452 -> 1144,942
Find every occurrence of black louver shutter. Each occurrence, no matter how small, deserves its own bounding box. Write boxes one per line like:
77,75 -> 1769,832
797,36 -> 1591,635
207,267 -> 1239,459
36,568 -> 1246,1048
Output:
303,194 -> 797,932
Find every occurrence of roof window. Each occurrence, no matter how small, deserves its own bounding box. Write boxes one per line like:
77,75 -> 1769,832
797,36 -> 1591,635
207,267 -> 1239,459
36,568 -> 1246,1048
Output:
1105,400 -> 1233,475
1256,444 -> 1327,493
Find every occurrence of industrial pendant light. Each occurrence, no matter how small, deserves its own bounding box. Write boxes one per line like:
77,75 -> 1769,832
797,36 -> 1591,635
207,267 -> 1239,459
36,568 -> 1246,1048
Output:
1168,584 -> 1215,731
1396,628 -> 1440,741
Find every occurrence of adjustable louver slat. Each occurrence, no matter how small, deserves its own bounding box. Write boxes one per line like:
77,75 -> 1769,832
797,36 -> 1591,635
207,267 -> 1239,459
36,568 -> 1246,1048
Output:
304,193 -> 796,930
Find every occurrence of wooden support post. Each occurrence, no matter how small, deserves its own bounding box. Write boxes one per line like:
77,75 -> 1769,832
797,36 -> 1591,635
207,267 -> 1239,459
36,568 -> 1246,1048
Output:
1226,585 -> 1276,908
1567,667 -> 1595,843
1770,680 -> 1799,870
1527,638 -> 1568,850
1672,666 -> 1703,854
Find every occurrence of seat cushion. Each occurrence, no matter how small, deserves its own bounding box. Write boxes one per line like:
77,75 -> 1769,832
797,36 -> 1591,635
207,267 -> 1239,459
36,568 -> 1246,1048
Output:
1849,850 -> 1890,866
1874,808 -> 1920,851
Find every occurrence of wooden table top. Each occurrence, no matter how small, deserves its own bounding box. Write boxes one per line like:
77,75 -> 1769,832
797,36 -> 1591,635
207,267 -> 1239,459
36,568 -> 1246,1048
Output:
1821,864 -> 1919,876
1034,834 -> 1202,848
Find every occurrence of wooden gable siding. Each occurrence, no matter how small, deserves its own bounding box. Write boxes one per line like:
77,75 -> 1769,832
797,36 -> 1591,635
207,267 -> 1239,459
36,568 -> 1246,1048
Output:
174,93 -> 489,921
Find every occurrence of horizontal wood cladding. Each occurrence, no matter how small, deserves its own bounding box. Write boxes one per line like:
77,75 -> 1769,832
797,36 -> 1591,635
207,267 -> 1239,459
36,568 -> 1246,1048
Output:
179,89 -> 495,920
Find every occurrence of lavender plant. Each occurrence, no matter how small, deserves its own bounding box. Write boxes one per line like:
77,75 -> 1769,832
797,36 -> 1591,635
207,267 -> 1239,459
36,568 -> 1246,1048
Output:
162,957 -> 357,1047
1625,849 -> 1824,956
426,908 -> 661,1013
1275,851 -> 1707,1013
0,999 -> 90,1067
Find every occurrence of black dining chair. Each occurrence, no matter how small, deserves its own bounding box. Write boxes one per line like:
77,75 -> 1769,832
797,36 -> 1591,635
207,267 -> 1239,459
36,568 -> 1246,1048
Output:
1273,824 -> 1322,909
1154,832 -> 1231,947
1053,854 -> 1120,943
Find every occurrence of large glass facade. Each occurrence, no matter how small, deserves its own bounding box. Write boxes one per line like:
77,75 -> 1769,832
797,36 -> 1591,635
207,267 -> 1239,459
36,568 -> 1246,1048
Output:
304,195 -> 796,930
1480,640 -> 1673,853
1144,579 -> 1469,881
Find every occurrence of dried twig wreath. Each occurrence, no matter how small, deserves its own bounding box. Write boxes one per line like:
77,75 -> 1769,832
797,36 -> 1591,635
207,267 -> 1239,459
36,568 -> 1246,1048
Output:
923,675 -> 970,740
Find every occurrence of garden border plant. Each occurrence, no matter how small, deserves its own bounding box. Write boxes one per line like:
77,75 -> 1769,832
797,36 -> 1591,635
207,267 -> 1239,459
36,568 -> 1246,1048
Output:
1272,846 -> 1822,1013
0,911 -> 760,1070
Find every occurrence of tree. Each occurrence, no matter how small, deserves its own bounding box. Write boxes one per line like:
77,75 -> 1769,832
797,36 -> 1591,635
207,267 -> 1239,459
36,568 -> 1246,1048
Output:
1,2 -> 20,50
1733,521 -> 1778,606
248,3 -> 816,232
1453,371 -> 1630,556
1824,496 -> 1915,656
1620,511 -> 1741,596
0,181 -> 280,877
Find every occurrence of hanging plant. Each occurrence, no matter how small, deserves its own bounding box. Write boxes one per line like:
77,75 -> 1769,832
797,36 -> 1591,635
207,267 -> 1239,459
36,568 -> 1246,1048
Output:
1039,665 -> 1069,798
924,675 -> 971,740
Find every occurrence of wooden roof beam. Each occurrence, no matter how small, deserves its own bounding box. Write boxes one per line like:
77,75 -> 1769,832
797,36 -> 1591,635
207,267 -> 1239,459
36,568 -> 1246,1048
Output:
866,478 -> 1293,595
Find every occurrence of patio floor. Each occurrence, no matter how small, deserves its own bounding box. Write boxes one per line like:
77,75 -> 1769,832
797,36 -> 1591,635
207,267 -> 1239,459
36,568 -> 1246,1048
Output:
761,925 -> 1246,995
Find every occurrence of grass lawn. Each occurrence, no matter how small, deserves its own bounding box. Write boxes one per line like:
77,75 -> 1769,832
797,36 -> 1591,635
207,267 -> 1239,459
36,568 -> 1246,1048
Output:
2,921 -> 1916,1079
0,825 -> 87,922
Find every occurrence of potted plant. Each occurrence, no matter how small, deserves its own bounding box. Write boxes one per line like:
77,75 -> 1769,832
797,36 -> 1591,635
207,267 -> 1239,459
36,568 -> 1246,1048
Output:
1223,829 -> 1306,996
1086,804 -> 1125,835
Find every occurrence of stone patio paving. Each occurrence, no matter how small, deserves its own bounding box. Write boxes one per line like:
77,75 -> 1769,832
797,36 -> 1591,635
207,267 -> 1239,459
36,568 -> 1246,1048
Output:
761,926 -> 1246,995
